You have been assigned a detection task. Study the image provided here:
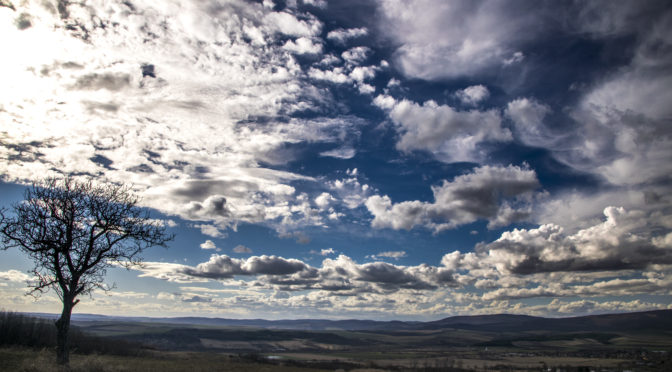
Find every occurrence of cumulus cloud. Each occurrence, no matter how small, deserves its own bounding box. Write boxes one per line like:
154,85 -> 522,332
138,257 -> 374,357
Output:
282,37 -> 323,55
326,170 -> 373,209
341,46 -> 371,65
264,11 -> 322,37
308,66 -> 352,84
373,94 -> 396,110
0,270 -> 32,283
179,254 -> 311,280
200,240 -> 219,251
134,252 -> 456,294
376,0 -> 542,79
320,248 -> 335,256
366,164 -> 540,232
455,85 -> 489,106
349,66 -> 377,83
480,206 -> 672,275
326,27 -> 368,44
314,192 -> 336,209
194,224 -> 225,238
125,216 -> 672,316
378,97 -> 511,163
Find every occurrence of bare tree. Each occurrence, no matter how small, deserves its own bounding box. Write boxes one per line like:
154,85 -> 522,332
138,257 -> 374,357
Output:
0,177 -> 173,365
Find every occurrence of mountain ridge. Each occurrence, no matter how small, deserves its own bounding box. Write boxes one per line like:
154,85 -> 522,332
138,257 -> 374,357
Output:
23,309 -> 672,332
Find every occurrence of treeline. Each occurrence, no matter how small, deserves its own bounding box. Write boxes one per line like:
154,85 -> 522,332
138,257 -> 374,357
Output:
0,311 -> 145,356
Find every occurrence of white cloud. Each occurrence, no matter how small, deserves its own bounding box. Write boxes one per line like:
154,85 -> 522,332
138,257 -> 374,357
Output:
264,11 -> 322,37
326,27 -> 368,44
464,206 -> 672,278
0,269 -> 32,283
357,83 -> 375,95
319,146 -> 356,159
194,224 -> 226,238
503,51 -> 524,65
370,251 -> 407,260
505,98 -> 553,147
319,248 -> 335,256
373,94 -> 396,110
0,0 -> 364,234
376,0 -> 540,79
137,262 -> 207,283
327,173 -> 373,209
341,46 -> 371,65
283,37 -> 323,55
152,219 -> 178,228
455,85 -> 490,106
317,54 -> 341,66
314,192 -> 335,209
349,66 -> 377,83
381,98 -> 511,163
302,0 -> 328,9
366,164 -> 540,232
566,41 -> 672,187
386,78 -> 400,87
308,66 -> 351,84
200,240 -> 219,251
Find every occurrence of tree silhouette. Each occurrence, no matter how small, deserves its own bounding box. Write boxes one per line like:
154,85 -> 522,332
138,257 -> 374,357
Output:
0,177 -> 173,365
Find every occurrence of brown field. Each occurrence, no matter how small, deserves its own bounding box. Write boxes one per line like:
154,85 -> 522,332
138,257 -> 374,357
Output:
0,347 -> 334,372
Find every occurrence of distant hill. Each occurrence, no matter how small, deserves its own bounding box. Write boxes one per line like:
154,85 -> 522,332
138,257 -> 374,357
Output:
25,309 -> 672,332
424,310 -> 672,332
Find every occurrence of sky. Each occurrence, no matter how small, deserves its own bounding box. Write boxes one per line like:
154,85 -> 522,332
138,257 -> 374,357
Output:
1,0 -> 671,320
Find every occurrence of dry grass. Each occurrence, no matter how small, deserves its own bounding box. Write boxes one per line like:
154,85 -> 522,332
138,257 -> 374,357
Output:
0,347 -> 332,372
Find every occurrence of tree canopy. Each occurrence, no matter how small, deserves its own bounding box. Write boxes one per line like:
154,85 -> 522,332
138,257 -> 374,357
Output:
0,177 -> 173,364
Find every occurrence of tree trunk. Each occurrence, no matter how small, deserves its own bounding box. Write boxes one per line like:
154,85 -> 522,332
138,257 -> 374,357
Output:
55,296 -> 75,365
